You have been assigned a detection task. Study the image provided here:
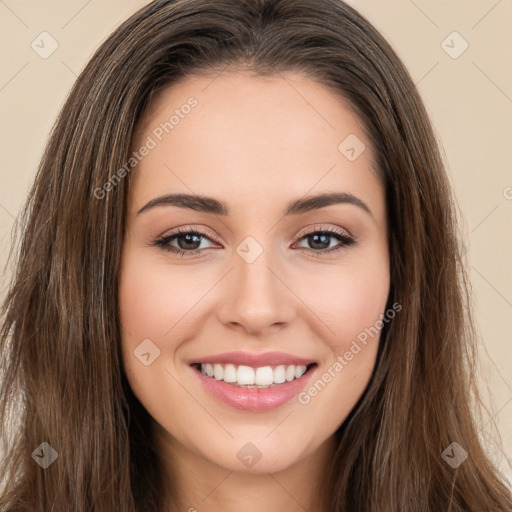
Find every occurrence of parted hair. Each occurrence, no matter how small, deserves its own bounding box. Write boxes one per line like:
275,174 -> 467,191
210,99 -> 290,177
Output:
1,0 -> 511,510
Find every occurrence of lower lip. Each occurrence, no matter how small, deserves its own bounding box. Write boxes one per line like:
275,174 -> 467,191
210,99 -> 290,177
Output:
192,365 -> 317,411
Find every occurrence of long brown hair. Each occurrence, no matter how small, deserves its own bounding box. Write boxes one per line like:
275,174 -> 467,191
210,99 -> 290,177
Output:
1,0 -> 511,510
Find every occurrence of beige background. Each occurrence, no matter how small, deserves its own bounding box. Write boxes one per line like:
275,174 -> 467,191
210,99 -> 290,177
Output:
1,0 -> 511,486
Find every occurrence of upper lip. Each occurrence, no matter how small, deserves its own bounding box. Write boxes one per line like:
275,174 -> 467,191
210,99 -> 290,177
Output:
188,351 -> 316,367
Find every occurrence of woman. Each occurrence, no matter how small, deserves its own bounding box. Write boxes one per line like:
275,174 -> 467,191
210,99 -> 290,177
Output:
1,0 -> 511,510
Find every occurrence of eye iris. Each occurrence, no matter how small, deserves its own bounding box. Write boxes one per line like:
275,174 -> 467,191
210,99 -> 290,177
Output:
177,233 -> 201,250
308,233 -> 330,250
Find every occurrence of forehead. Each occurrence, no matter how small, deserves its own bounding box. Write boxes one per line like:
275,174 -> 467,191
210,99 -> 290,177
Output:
128,71 -> 383,220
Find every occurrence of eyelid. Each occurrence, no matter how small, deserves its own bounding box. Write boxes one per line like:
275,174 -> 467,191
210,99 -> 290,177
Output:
153,223 -> 356,256
157,225 -> 352,244
158,225 -> 222,245
291,225 -> 356,255
296,223 -> 353,240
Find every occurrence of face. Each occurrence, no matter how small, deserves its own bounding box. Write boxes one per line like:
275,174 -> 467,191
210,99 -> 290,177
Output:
119,71 -> 390,475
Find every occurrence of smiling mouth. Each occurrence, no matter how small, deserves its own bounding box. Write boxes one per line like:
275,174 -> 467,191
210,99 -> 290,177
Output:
192,362 -> 317,388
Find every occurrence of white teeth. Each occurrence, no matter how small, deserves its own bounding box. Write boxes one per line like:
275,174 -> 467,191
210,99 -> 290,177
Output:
285,365 -> 295,382
237,365 -> 255,385
213,363 -> 224,380
255,366 -> 274,386
199,363 -> 312,387
295,365 -> 307,378
223,363 -> 237,383
274,365 -> 286,384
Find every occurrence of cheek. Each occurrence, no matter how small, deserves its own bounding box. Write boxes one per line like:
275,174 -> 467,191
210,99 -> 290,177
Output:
118,250 -> 203,344
118,249 -> 222,399
295,264 -> 389,425
304,260 -> 390,352
119,245 -> 390,359
118,252 -> 194,419
118,251 -> 182,389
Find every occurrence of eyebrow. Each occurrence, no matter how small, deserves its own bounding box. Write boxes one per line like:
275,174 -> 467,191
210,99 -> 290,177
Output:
137,192 -> 372,218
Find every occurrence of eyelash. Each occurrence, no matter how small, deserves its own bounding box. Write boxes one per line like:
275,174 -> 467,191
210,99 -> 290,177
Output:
153,226 -> 356,257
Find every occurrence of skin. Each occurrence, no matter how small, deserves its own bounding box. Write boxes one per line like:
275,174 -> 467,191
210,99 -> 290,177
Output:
119,70 -> 390,512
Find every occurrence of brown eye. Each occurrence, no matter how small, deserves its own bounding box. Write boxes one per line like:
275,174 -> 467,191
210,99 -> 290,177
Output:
295,228 -> 355,253
154,228 -> 217,256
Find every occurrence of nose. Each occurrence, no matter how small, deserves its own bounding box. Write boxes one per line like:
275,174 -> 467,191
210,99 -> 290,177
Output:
216,244 -> 296,336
